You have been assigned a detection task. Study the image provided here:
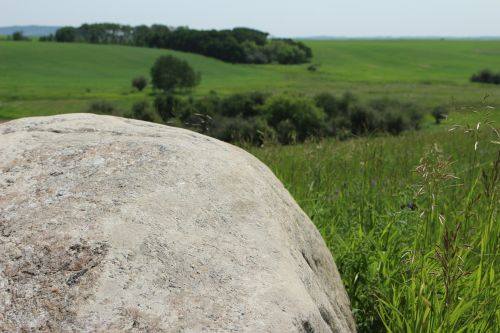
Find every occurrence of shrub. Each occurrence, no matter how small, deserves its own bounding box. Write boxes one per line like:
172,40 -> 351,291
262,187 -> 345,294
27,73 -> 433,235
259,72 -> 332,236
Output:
276,119 -> 297,144
151,55 -> 200,92
208,116 -> 275,146
349,105 -> 381,135
126,101 -> 161,123
154,93 -> 179,121
220,92 -> 268,118
307,64 -> 319,72
470,69 -> 500,84
494,73 -> 500,84
384,109 -> 410,135
179,92 -> 220,133
407,106 -> 424,130
369,98 -> 423,131
315,92 -> 339,118
87,101 -> 116,115
193,91 -> 221,118
432,105 -> 448,124
262,94 -> 326,143
132,76 -> 147,91
338,92 -> 358,114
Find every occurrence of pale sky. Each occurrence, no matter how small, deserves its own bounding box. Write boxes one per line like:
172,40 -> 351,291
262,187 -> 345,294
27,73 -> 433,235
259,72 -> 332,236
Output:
1,0 -> 499,37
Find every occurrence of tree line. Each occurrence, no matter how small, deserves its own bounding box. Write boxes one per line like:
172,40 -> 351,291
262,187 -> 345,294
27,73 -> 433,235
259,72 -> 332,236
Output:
44,23 -> 312,64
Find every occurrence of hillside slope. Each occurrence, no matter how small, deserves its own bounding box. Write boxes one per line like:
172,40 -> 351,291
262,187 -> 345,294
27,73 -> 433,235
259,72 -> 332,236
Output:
1,40 -> 500,118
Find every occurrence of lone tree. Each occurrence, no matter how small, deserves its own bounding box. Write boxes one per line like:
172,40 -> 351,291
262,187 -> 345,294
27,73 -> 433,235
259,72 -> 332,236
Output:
150,55 -> 200,92
12,31 -> 27,41
132,76 -> 147,91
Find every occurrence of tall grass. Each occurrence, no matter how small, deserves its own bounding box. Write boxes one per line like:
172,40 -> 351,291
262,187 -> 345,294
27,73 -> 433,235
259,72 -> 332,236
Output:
250,108 -> 499,332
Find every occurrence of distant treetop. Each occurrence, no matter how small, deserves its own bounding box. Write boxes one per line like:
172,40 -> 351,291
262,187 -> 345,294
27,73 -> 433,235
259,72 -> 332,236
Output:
52,23 -> 312,65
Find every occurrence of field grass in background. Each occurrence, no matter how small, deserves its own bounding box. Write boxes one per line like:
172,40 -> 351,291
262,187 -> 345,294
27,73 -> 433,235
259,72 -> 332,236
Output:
1,40 -> 500,119
251,107 -> 499,332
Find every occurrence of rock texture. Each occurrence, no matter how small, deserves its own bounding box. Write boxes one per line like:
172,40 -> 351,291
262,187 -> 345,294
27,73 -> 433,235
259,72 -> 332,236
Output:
0,114 -> 356,332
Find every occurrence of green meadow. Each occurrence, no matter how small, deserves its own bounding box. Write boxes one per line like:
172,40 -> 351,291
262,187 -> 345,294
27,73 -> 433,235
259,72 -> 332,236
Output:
250,117 -> 499,332
0,39 -> 498,332
1,40 -> 500,119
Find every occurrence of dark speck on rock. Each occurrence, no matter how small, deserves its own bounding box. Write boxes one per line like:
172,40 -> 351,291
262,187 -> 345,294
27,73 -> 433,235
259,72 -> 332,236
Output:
67,268 -> 89,286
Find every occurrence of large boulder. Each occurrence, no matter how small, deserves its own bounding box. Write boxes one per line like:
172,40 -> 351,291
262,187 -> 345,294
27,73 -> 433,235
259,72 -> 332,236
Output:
0,114 -> 356,332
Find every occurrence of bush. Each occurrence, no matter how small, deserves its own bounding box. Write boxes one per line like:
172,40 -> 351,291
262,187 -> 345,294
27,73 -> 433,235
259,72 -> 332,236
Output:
132,76 -> 147,91
349,105 -> 381,135
154,93 -> 181,122
179,92 -> 220,133
470,69 -> 500,84
220,92 -> 268,118
432,105 -> 448,124
307,64 -> 320,72
315,92 -> 339,118
151,55 -> 200,92
125,101 -> 161,123
384,109 -> 410,135
369,98 -> 423,132
276,119 -> 297,144
407,106 -> 424,130
338,92 -> 358,114
208,116 -> 275,146
262,94 -> 326,143
87,101 -> 116,115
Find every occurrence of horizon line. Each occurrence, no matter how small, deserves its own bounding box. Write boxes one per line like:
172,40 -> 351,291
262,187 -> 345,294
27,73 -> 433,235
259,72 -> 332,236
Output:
1,25 -> 499,40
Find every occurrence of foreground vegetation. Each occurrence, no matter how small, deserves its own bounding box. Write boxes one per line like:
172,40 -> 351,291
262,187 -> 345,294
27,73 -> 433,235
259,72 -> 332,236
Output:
251,107 -> 499,332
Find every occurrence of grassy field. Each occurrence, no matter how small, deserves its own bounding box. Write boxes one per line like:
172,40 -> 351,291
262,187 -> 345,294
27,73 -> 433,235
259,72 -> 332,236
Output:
250,106 -> 499,332
1,40 -> 500,119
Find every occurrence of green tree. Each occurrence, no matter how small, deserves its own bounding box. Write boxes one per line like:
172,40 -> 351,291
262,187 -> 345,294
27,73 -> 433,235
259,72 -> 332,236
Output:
12,31 -> 27,41
55,27 -> 77,42
150,55 -> 200,92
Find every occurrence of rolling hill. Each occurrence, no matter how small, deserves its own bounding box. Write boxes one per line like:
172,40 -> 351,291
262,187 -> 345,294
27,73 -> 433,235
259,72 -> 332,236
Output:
1,39 -> 500,119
